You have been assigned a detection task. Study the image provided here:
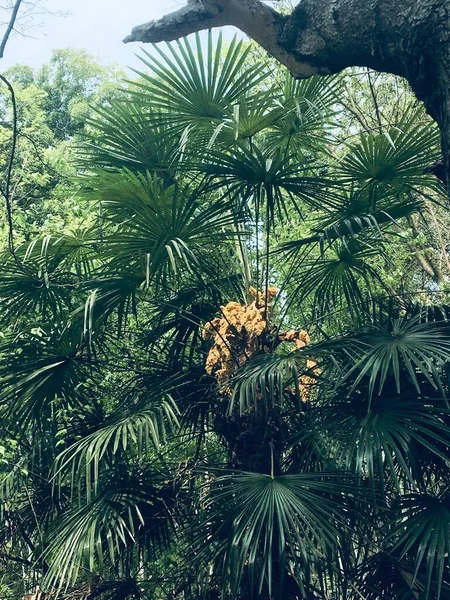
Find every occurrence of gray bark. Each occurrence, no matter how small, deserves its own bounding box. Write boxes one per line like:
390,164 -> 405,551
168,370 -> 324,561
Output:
124,0 -> 450,188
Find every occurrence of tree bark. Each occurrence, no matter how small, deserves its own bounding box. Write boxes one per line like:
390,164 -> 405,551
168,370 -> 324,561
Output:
124,0 -> 450,188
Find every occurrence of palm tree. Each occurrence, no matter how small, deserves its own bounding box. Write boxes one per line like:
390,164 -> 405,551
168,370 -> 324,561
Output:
0,32 -> 449,600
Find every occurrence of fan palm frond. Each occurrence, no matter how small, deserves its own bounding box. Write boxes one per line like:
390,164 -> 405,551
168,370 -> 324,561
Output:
197,143 -> 335,219
130,32 -> 268,132
339,314 -> 450,400
284,192 -> 423,252
390,491 -> 450,600
229,347 -> 317,414
197,471 -> 353,598
0,324 -> 90,425
42,482 -> 172,592
94,169 -> 241,286
266,73 -> 343,153
283,239 -> 383,316
82,102 -> 181,180
301,389 -> 450,485
52,377 -> 180,494
0,254 -> 73,321
338,106 -> 442,195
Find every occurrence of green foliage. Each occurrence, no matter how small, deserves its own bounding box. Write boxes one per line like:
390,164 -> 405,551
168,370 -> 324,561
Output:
0,34 -> 449,600
0,49 -> 125,239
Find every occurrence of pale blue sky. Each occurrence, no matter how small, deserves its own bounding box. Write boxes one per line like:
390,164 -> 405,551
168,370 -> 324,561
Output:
0,0 -> 239,71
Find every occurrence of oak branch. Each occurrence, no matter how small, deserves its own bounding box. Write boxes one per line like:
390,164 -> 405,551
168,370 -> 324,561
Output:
124,0 -> 450,187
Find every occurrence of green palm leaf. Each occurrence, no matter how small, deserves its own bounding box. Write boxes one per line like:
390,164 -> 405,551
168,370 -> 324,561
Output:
42,482 -> 172,592
197,471 -> 352,598
390,491 -> 450,599
52,380 -> 180,495
278,190 -> 423,253
197,143 -> 334,218
81,102 -> 180,179
0,254 -> 73,321
130,32 -> 268,131
229,347 -> 316,414
265,72 -> 343,153
338,106 -> 442,195
0,325 -> 90,425
95,169 -> 240,285
340,314 -> 450,399
302,390 -> 450,484
283,239 -> 383,316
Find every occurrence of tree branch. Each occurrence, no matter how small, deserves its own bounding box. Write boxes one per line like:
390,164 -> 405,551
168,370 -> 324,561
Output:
123,0 -> 318,77
0,0 -> 23,59
0,74 -> 18,257
0,550 -> 32,566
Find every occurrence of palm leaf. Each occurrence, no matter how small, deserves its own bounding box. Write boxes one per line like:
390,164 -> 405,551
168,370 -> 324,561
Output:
340,314 -> 450,400
389,491 -> 450,600
197,471 -> 353,598
229,347 -> 317,414
278,190 -> 423,253
265,72 -> 343,153
130,32 -> 268,132
301,389 -> 450,485
81,102 -> 180,180
42,482 -> 172,592
338,106 -> 442,195
52,378 -> 180,495
0,325 -> 90,425
282,239 -> 383,317
94,169 -> 241,286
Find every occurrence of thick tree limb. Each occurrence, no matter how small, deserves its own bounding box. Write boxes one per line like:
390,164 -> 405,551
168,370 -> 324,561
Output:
124,0 -> 316,76
125,0 -> 450,189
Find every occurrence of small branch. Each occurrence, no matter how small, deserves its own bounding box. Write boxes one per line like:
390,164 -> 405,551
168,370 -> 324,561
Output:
0,0 -> 23,59
0,73 -> 18,257
425,200 -> 450,274
123,0 -> 227,44
366,68 -> 383,133
407,214 -> 444,285
0,550 -> 32,566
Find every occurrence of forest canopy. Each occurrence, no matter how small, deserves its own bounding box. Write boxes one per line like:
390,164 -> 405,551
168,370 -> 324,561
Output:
0,28 -> 450,600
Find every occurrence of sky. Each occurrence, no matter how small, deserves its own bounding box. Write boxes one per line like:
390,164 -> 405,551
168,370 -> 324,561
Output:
0,0 -> 238,72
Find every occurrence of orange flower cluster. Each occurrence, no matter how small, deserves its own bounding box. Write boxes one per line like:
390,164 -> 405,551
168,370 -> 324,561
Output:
203,288 -> 318,402
203,287 -> 279,386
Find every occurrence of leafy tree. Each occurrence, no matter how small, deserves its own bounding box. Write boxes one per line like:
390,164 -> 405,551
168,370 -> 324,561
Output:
0,33 -> 449,600
34,48 -> 125,140
0,49 -> 125,240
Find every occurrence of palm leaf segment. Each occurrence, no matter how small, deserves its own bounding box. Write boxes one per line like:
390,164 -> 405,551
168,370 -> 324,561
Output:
340,314 -> 450,398
390,491 -> 450,599
0,325 -> 90,426
92,168 -> 240,297
42,481 -> 173,592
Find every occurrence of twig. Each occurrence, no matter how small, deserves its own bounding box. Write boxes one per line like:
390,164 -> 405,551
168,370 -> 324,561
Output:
366,68 -> 383,133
